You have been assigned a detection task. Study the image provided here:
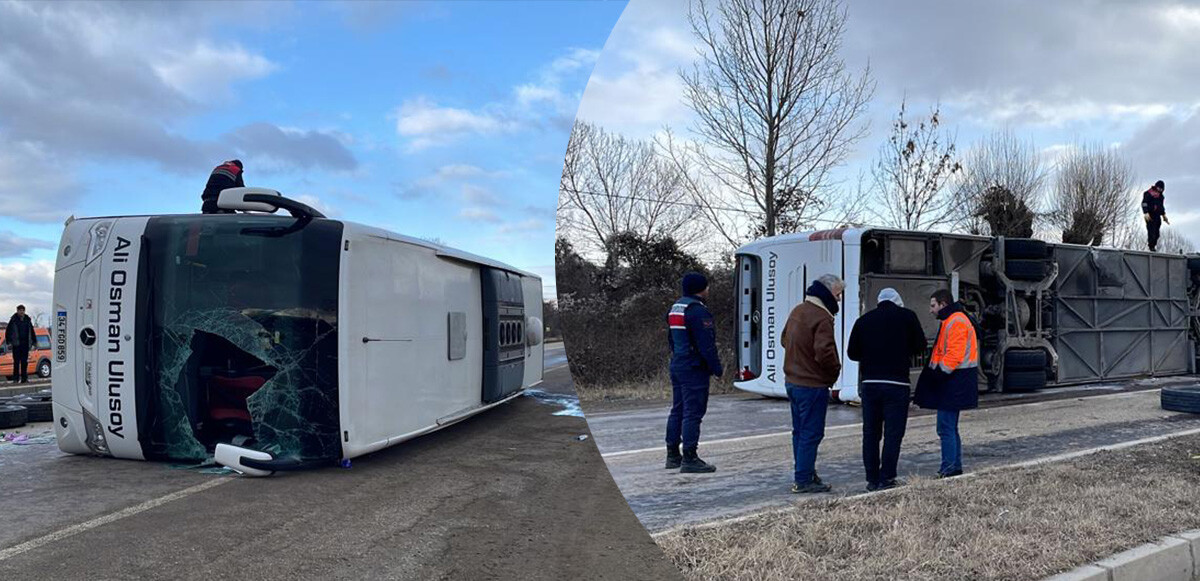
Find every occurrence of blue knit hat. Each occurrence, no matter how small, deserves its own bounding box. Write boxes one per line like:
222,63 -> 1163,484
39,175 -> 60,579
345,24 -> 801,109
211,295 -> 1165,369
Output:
681,271 -> 708,295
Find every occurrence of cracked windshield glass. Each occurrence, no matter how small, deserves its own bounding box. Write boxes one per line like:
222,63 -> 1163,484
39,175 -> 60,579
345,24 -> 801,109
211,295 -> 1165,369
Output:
142,216 -> 342,463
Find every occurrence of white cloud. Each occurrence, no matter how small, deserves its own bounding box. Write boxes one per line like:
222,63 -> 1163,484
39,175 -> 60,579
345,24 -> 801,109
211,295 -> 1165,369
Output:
497,219 -> 546,235
0,140 -> 83,223
459,207 -> 502,223
0,260 -> 54,316
395,98 -> 514,151
461,184 -> 503,207
152,42 -> 276,103
296,194 -> 338,218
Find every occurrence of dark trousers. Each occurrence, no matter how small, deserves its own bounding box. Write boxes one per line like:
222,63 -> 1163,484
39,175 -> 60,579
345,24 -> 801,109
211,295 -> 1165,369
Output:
1148,217 -> 1161,251
786,383 -> 829,485
860,382 -> 910,485
665,369 -> 710,450
10,346 -> 28,382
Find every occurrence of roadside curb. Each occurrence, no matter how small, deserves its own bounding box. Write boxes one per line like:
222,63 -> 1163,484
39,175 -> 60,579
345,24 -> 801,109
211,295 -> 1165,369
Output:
0,382 -> 50,400
1045,529 -> 1200,581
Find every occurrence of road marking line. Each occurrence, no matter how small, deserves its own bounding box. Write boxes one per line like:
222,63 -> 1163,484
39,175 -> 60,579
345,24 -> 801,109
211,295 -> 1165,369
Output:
0,477 -> 231,562
648,425 -> 1200,538
599,388 -> 1159,458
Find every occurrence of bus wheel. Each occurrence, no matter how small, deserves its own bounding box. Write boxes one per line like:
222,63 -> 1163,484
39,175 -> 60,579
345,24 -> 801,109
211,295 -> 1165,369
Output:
37,359 -> 51,378
0,404 -> 28,429
1162,385 -> 1200,414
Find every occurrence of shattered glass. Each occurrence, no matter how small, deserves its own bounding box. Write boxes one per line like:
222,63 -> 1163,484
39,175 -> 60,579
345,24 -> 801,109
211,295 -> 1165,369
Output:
142,216 -> 343,463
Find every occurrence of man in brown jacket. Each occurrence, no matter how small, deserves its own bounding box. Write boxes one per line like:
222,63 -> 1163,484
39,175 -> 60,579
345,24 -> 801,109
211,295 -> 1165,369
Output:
781,274 -> 843,493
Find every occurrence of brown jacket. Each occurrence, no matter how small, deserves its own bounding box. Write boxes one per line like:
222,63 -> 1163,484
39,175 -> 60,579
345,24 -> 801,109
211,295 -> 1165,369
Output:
781,297 -> 841,388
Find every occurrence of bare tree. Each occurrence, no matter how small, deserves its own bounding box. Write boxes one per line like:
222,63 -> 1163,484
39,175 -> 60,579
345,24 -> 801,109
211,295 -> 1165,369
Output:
558,121 -> 698,259
1051,144 -> 1135,247
956,129 -> 1045,237
680,0 -> 873,239
870,100 -> 961,230
1114,208 -> 1195,253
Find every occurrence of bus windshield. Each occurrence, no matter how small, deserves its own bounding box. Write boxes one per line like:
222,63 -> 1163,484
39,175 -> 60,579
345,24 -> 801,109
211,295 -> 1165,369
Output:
140,216 -> 343,463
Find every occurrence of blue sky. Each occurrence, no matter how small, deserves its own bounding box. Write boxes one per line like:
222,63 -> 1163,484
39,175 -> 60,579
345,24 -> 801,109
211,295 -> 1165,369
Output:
576,0 -> 1200,255
0,0 -> 628,316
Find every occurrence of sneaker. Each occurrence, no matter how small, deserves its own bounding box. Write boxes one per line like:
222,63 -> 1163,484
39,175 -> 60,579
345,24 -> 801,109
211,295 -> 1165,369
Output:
876,478 -> 904,490
937,470 -> 963,479
791,481 -> 832,494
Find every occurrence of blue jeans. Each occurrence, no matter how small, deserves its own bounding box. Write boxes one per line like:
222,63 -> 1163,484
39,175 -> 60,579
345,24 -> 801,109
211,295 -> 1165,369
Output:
936,409 -> 962,474
786,383 -> 829,485
665,369 -> 710,449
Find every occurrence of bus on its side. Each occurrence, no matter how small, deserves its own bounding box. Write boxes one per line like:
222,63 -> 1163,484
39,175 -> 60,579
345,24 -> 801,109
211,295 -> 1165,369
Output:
52,188 -> 544,475
733,228 -> 1199,403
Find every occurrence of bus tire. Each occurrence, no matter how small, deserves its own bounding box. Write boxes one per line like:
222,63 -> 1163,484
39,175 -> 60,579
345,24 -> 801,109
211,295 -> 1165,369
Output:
1003,369 -> 1046,392
37,359 -> 51,378
9,395 -> 52,422
0,404 -> 28,429
1005,239 -> 1048,260
1161,385 -> 1200,414
1004,349 -> 1047,370
1006,259 -> 1050,281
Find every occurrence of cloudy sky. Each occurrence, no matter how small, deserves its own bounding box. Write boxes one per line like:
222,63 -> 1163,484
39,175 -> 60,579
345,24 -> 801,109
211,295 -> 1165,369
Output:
0,0 -> 626,320
578,0 -> 1200,245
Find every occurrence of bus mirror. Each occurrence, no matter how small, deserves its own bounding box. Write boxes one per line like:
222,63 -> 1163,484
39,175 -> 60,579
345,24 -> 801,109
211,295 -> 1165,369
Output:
217,187 -> 284,213
526,316 -> 544,347
214,443 -> 276,477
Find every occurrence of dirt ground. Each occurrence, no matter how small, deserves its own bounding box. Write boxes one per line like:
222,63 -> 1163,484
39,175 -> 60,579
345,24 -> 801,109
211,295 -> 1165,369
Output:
656,434 -> 1200,581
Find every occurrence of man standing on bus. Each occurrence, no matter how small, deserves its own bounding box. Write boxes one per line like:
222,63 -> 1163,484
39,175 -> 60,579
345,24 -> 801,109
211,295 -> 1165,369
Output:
914,289 -> 979,478
1142,180 -> 1168,252
847,288 -> 927,491
5,304 -> 35,384
664,272 -> 723,474
781,274 -> 844,494
201,159 -> 245,214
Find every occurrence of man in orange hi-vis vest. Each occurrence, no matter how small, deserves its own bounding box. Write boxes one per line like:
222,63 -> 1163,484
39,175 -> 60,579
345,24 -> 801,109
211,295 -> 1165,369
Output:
914,289 -> 979,478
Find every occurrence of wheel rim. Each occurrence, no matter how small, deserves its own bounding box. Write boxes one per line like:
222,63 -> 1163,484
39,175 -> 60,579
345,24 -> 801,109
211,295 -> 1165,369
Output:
39,362 -> 50,377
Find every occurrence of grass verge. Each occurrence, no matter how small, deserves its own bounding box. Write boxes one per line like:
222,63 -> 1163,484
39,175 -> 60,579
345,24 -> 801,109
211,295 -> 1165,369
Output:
574,370 -> 739,404
657,434 -> 1200,581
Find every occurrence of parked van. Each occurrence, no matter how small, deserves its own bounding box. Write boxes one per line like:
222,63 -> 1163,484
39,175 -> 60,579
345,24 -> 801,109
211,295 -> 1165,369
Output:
1,327 -> 52,379
52,188 -> 544,475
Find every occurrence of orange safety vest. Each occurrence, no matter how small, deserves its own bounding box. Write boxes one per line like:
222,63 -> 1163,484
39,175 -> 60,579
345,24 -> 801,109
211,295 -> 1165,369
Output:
930,311 -> 979,373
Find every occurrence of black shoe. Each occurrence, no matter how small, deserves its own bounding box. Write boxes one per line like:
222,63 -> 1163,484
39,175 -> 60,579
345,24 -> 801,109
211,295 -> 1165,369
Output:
665,445 -> 682,470
866,482 -> 880,492
680,448 -> 716,473
791,481 -> 832,494
811,471 -> 823,485
937,470 -> 963,479
877,478 -> 904,490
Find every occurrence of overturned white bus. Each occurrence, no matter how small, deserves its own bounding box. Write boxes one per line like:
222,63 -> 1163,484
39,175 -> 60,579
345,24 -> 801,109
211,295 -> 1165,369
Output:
734,228 -> 1200,402
52,188 -> 544,475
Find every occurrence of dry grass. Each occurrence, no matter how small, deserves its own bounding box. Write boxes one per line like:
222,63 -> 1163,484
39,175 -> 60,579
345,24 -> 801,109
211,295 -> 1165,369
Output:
574,370 -> 739,403
657,435 -> 1200,581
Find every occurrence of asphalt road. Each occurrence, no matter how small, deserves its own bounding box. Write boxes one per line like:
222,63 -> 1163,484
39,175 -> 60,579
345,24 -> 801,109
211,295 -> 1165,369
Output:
589,376 -> 1200,533
0,343 -> 682,580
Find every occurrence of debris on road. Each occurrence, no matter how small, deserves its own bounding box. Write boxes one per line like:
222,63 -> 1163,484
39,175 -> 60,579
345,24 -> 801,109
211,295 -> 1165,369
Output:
576,434 -> 590,442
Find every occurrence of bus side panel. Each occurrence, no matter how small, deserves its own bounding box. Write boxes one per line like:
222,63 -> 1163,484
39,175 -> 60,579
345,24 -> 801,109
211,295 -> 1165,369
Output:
521,276 -> 544,387
838,238 -> 862,401
339,236 -> 484,456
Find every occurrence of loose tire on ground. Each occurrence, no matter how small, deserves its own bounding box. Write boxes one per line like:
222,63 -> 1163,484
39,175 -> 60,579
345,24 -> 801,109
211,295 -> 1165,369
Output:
10,394 -> 52,422
0,404 -> 28,429
1003,369 -> 1047,392
1161,385 -> 1200,413
37,359 -> 51,378
1006,259 -> 1051,281
1004,349 -> 1047,370
1005,239 -> 1048,260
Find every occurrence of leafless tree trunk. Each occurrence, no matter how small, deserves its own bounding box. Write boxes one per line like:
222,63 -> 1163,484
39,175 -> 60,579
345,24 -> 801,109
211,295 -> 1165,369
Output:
955,129 -> 1045,237
681,0 -> 873,239
1051,143 -> 1135,247
558,121 -> 699,259
870,100 -> 961,231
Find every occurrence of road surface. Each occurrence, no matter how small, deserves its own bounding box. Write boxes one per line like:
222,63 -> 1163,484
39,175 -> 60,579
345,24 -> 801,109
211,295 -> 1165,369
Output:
589,377 -> 1200,533
0,342 -> 682,580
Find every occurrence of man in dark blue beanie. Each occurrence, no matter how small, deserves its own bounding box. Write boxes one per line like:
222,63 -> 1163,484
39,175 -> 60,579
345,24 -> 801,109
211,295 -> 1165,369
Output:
664,271 -> 723,473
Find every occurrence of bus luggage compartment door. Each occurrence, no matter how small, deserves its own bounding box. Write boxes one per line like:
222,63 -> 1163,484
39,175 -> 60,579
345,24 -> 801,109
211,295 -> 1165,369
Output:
481,268 -> 525,403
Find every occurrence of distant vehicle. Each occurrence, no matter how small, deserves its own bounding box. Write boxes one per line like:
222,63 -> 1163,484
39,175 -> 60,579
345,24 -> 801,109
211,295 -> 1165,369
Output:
52,188 -> 544,475
734,228 -> 1200,402
0,327 -> 52,379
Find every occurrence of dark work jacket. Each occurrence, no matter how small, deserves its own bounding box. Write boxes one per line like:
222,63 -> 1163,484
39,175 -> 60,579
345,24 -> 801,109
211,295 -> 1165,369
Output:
201,162 -> 245,212
847,301 -> 926,385
667,295 -> 723,378
5,313 -> 34,350
1142,189 -> 1166,219
913,303 -> 980,411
